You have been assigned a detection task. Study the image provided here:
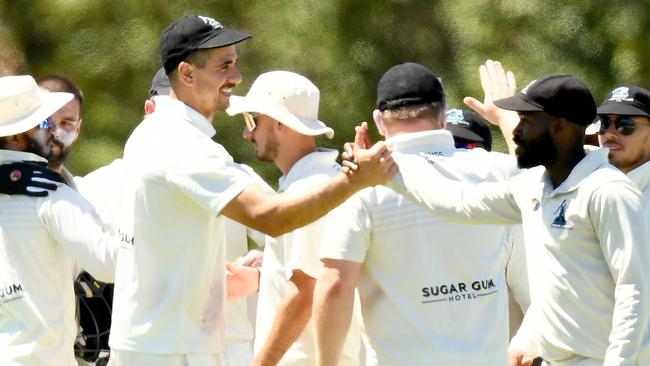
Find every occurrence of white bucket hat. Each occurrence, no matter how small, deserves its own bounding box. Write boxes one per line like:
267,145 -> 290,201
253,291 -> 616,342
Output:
226,71 -> 334,139
0,75 -> 74,137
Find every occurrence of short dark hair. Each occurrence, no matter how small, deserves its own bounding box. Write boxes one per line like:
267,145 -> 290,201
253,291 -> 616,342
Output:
169,48 -> 211,87
36,75 -> 84,112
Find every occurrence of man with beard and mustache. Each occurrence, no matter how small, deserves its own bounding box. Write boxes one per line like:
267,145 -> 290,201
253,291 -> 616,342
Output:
36,75 -> 83,181
367,73 -> 650,366
0,75 -> 119,365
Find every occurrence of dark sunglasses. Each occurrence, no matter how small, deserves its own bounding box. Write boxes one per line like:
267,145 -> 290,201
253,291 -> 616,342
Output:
38,117 -> 56,130
597,115 -> 636,136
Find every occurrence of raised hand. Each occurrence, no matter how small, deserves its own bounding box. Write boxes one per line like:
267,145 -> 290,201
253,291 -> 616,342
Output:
342,125 -> 397,188
463,59 -> 520,154
0,161 -> 64,197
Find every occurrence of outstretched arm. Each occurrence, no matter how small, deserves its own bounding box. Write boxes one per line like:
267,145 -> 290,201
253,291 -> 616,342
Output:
463,59 -> 520,155
222,141 -> 396,237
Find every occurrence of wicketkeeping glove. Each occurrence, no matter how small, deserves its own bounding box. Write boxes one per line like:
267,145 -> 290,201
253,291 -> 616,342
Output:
0,161 -> 65,197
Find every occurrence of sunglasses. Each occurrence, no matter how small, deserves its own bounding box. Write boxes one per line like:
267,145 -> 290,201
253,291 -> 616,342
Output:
38,117 -> 56,131
243,112 -> 259,132
597,115 -> 636,136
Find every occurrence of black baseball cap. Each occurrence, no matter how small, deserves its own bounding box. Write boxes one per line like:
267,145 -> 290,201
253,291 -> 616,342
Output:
494,73 -> 596,125
159,15 -> 251,74
445,108 -> 492,151
376,62 -> 445,111
597,85 -> 650,117
149,67 -> 170,97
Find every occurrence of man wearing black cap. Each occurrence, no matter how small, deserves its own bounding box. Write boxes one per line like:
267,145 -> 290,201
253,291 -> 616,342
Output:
109,15 -> 394,366
314,62 -> 529,366
445,108 -> 493,150
385,73 -> 650,366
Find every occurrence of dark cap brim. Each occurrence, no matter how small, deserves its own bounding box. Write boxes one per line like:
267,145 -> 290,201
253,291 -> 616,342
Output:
597,102 -> 650,117
494,94 -> 544,112
446,125 -> 483,143
198,28 -> 251,49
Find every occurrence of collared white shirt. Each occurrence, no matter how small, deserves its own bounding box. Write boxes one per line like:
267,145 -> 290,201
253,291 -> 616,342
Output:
321,130 -> 526,365
109,97 -> 257,355
78,158 -> 259,364
0,150 -> 118,366
389,147 -> 650,366
255,148 -> 362,365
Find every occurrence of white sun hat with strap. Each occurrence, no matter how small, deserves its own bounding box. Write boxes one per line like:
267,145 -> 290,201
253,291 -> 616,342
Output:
226,70 -> 334,139
0,75 -> 73,137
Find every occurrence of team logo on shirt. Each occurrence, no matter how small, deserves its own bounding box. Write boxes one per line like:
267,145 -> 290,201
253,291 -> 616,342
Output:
419,151 -> 444,165
551,199 -> 570,228
0,282 -> 24,304
119,229 -> 135,247
421,278 -> 497,304
532,198 -> 541,211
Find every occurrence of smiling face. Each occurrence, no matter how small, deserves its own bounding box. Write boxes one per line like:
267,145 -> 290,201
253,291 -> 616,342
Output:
184,46 -> 242,120
512,111 -> 558,169
598,114 -> 650,173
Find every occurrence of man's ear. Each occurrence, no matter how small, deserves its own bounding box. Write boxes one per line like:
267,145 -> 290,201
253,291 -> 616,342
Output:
372,109 -> 386,137
177,61 -> 194,86
144,100 -> 156,115
551,117 -> 568,135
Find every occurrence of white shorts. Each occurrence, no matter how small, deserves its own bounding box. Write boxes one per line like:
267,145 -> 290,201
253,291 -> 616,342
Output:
112,350 -> 224,366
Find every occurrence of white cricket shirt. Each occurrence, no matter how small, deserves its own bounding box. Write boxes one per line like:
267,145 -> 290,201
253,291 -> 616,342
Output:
388,147 -> 650,366
321,130 -> 525,365
0,150 -> 118,366
108,97 -> 256,355
254,149 -> 361,365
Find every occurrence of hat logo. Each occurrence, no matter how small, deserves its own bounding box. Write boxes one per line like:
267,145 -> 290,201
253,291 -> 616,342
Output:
521,79 -> 537,95
198,15 -> 223,30
608,87 -> 634,102
446,108 -> 469,125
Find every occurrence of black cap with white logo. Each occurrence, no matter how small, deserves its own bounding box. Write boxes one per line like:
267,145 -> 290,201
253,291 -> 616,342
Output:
159,15 -> 251,74
494,73 -> 596,125
445,108 -> 492,151
597,85 -> 650,117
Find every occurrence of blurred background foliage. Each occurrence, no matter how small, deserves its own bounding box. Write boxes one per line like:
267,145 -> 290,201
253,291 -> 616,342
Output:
1,0 -> 649,186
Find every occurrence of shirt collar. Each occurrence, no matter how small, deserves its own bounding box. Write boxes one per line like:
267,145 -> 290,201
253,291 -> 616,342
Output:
627,159 -> 650,192
0,149 -> 48,164
544,147 -> 610,195
385,130 -> 456,154
278,148 -> 339,192
154,97 -> 217,138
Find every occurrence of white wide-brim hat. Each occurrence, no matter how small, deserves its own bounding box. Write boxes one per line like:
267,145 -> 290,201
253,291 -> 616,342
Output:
0,75 -> 74,137
226,71 -> 334,139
